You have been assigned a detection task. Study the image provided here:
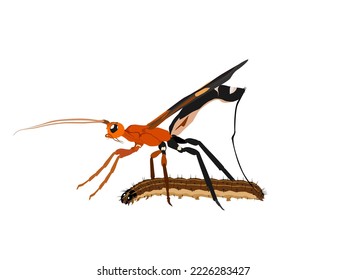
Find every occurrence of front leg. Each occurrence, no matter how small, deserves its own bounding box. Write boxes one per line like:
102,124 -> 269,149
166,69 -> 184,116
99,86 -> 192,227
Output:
77,151 -> 118,189
115,143 -> 142,158
78,143 -> 142,199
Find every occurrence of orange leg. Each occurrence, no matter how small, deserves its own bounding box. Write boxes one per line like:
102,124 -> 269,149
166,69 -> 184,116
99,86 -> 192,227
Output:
150,143 -> 172,206
150,150 -> 161,179
161,153 -> 172,206
88,156 -> 120,200
77,145 -> 141,199
77,151 -> 118,189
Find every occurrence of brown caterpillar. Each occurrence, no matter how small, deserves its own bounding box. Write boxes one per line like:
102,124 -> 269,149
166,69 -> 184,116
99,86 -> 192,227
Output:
120,178 -> 264,205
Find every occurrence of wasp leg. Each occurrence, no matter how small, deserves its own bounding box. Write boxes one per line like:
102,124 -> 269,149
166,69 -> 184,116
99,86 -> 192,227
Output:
150,143 -> 172,206
181,137 -> 235,180
78,145 -> 141,199
168,137 -> 224,210
159,142 -> 172,206
77,151 -> 118,189
150,150 -> 161,179
88,156 -> 120,200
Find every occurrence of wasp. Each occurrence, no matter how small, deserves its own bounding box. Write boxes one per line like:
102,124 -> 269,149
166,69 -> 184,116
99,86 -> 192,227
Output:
16,60 -> 249,209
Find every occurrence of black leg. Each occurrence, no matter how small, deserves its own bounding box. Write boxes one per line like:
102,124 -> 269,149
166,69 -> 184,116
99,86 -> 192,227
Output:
168,137 -> 224,210
185,138 -> 235,180
171,135 -> 235,180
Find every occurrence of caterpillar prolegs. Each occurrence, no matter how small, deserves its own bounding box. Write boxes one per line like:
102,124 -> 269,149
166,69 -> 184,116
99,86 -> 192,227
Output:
120,177 -> 264,205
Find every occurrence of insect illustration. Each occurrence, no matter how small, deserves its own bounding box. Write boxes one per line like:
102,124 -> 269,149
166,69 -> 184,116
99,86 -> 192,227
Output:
16,60 -> 250,209
121,178 -> 264,205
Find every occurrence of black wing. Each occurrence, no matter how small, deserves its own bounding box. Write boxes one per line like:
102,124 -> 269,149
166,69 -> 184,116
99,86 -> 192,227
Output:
147,60 -> 248,134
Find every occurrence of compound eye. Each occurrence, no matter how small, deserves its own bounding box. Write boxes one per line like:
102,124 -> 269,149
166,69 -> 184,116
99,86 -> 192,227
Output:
110,123 -> 118,133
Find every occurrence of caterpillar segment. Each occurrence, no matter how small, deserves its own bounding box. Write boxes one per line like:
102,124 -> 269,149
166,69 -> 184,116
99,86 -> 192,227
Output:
121,178 -> 264,205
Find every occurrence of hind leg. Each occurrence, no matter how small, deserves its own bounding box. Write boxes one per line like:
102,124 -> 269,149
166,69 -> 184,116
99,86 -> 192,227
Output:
168,137 -> 224,210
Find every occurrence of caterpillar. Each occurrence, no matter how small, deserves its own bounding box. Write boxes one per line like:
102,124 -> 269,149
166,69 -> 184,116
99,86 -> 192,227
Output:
120,177 -> 264,205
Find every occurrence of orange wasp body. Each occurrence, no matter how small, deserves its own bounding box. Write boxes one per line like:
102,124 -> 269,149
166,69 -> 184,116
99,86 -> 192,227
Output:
110,124 -> 171,147
16,60 -> 249,209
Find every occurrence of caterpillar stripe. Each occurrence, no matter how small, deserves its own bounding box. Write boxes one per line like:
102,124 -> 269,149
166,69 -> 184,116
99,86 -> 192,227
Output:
120,178 -> 264,205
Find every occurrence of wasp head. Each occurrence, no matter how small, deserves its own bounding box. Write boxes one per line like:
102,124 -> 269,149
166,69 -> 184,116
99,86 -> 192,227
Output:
105,122 -> 125,140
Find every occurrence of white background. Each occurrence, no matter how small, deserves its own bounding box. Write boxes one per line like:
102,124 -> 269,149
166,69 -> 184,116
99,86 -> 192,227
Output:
1,1 -> 346,279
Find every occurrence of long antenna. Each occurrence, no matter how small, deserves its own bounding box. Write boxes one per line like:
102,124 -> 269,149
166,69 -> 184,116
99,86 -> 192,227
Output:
14,118 -> 109,135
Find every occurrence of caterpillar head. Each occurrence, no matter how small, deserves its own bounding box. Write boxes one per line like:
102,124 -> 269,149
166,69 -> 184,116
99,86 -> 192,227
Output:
120,189 -> 137,205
